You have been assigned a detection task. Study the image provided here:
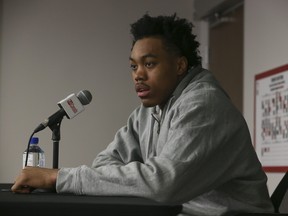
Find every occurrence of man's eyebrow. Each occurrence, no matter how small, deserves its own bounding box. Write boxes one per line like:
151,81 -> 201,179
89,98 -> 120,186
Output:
129,54 -> 158,61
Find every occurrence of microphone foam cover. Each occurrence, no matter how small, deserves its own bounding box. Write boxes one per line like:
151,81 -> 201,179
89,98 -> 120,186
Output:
77,90 -> 92,105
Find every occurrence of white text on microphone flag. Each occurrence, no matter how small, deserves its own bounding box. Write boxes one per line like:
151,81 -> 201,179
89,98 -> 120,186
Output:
58,93 -> 85,119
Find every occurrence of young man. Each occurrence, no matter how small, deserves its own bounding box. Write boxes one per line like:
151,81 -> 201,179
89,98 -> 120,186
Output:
12,14 -> 274,215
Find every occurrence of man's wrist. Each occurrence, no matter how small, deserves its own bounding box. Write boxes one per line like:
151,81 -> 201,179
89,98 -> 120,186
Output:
51,169 -> 59,188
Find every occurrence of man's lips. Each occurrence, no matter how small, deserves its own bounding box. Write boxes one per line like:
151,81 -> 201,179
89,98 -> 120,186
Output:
135,83 -> 150,98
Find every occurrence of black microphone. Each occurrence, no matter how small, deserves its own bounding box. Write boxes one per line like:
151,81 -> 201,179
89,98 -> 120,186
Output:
33,90 -> 92,133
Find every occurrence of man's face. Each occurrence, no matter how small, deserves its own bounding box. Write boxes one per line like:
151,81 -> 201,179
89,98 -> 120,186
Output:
129,37 -> 186,108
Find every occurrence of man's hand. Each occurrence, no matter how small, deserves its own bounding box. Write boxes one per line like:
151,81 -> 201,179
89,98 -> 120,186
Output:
11,167 -> 59,193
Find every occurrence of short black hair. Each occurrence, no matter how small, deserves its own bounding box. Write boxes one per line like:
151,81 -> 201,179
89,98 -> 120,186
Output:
130,13 -> 202,69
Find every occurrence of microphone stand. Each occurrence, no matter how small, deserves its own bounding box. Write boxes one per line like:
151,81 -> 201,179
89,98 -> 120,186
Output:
49,117 -> 63,169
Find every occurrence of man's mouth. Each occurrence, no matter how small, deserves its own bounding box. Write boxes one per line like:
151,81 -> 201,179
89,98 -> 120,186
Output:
135,83 -> 150,98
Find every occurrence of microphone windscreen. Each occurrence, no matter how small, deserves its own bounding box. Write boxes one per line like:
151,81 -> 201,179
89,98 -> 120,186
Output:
77,90 -> 92,105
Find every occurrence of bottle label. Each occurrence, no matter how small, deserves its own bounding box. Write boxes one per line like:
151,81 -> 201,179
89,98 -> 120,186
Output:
23,153 -> 45,168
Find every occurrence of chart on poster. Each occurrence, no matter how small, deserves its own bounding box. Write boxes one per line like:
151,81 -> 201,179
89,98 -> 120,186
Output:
254,64 -> 288,172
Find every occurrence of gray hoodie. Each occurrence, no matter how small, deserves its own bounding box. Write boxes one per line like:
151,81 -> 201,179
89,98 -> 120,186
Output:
56,67 -> 274,215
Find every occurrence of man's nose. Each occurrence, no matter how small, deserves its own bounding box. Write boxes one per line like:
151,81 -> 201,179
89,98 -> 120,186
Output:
134,66 -> 147,82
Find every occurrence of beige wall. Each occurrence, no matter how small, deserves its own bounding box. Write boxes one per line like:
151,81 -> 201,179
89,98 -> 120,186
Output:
244,0 -> 288,194
0,0 -> 196,182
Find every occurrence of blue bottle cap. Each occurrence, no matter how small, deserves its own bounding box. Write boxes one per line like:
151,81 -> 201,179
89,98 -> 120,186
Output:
30,137 -> 39,144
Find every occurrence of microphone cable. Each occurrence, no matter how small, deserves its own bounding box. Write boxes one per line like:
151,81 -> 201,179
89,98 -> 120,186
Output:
24,132 -> 36,167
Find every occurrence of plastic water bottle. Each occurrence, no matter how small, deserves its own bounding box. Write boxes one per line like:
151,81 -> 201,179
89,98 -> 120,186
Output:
23,137 -> 45,168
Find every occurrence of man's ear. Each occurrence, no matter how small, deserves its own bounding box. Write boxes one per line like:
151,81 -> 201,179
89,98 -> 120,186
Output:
177,56 -> 188,76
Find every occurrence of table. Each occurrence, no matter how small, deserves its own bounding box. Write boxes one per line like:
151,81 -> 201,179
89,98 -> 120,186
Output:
0,184 -> 182,216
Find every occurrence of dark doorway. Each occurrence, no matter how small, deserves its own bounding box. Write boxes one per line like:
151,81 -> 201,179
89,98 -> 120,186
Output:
209,4 -> 244,113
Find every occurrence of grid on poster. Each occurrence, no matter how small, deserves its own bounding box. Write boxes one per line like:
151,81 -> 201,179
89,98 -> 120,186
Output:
260,90 -> 288,165
261,90 -> 288,143
255,65 -> 288,170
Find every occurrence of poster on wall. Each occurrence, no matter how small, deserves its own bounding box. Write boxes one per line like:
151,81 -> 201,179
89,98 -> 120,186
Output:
254,64 -> 288,172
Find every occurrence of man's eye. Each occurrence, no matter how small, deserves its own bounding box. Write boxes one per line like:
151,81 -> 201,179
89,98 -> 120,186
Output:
130,64 -> 137,70
145,62 -> 156,68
